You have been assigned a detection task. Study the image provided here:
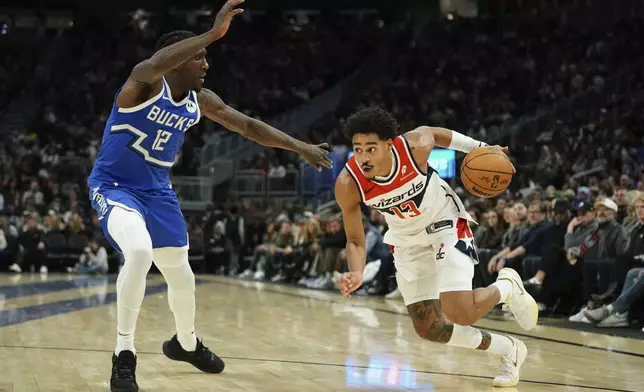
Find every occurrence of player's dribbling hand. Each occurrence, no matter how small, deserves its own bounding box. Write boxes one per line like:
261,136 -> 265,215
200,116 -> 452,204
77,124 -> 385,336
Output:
489,145 -> 516,173
297,142 -> 333,172
339,271 -> 363,297
210,0 -> 245,40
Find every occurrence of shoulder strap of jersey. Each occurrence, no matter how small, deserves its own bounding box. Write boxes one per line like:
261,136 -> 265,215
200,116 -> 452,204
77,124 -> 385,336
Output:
345,156 -> 368,202
394,135 -> 426,175
116,80 -> 166,114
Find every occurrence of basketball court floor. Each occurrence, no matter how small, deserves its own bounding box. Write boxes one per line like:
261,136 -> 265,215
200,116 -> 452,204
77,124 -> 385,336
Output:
1,274 -> 643,392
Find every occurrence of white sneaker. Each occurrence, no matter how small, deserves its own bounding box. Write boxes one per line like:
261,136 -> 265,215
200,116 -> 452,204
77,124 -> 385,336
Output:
597,312 -> 629,327
583,305 -> 612,323
497,268 -> 539,330
569,307 -> 591,323
40,266 -> 48,274
385,287 -> 402,299
9,263 -> 22,273
493,336 -> 527,387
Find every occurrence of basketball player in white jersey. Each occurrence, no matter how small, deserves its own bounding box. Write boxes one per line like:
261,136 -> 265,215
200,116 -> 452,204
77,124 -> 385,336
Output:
335,107 -> 538,387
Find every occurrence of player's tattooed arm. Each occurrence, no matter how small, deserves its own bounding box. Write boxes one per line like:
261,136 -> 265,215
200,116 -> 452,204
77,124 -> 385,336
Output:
198,88 -> 332,171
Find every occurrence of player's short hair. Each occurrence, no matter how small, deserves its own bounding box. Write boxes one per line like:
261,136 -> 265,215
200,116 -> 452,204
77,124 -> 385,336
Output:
155,30 -> 197,52
344,106 -> 399,142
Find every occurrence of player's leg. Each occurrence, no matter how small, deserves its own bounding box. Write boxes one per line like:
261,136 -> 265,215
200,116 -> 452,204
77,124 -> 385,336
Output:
145,190 -> 224,373
106,206 -> 154,392
152,247 -> 225,373
396,243 -> 526,387
436,248 -> 534,387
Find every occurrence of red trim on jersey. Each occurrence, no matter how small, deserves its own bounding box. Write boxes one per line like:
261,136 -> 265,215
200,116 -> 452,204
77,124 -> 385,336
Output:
345,136 -> 423,202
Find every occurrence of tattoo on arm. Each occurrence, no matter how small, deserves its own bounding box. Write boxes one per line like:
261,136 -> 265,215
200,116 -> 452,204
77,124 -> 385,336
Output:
407,300 -> 454,343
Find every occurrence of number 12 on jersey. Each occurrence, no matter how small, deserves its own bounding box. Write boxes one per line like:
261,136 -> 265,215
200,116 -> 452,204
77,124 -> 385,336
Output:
152,130 -> 172,151
389,200 -> 421,219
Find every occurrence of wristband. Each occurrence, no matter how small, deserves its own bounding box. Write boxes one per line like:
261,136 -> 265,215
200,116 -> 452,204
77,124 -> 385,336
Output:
448,131 -> 487,153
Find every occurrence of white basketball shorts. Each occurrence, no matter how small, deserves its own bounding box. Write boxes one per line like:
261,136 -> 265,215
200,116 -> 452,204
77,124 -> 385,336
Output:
392,217 -> 478,306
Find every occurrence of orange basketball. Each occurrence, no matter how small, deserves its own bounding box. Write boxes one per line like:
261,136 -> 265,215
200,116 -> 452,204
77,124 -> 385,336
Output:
460,146 -> 513,198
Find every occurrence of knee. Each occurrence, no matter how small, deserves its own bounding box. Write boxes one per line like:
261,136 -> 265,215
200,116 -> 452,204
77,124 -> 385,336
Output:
129,244 -> 153,267
442,302 -> 477,326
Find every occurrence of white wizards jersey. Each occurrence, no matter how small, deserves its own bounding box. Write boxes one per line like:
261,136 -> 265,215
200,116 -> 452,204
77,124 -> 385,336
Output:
345,135 -> 473,246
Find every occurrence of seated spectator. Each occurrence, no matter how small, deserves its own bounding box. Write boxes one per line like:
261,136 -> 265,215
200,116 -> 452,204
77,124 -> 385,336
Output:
16,213 -> 47,274
303,216 -> 346,289
67,214 -> 89,267
568,198 -> 630,322
73,241 -> 108,275
522,200 -> 571,311
476,208 -> 507,250
238,222 -> 278,279
487,201 -> 549,276
591,193 -> 644,303
583,267 -> 644,329
205,221 -> 231,274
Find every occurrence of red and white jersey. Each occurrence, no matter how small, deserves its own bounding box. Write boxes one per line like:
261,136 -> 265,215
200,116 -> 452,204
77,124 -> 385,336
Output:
345,135 -> 473,246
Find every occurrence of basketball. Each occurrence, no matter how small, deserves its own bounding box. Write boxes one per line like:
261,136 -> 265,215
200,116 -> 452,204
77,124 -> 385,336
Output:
460,146 -> 513,198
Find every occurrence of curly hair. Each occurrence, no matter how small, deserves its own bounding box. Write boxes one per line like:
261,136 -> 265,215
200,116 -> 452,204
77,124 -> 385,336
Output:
154,30 -> 197,52
344,106 -> 399,141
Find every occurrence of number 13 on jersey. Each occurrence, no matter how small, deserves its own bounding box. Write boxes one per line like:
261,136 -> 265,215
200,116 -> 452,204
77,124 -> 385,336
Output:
389,200 -> 421,219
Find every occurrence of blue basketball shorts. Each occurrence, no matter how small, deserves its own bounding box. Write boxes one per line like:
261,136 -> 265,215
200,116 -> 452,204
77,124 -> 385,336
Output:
88,183 -> 188,253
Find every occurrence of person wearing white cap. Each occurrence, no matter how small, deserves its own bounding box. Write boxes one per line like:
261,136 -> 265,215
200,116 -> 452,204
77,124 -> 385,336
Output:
568,197 -> 630,323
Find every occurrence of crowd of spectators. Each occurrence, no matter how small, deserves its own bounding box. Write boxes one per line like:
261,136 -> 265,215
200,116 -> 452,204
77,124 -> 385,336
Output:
2,8 -> 644,335
0,8 -> 389,275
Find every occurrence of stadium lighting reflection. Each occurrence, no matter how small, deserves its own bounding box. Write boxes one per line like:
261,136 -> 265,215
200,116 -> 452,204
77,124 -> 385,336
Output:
345,355 -> 434,390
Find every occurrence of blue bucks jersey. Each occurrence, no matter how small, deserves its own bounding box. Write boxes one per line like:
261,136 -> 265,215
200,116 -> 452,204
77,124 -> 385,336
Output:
88,77 -> 201,191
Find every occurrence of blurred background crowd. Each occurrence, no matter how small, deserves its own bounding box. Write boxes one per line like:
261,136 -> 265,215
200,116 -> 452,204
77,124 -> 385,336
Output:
1,0 -> 644,334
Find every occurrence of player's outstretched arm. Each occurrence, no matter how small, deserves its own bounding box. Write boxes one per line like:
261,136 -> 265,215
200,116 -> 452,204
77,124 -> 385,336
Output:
197,88 -> 332,171
117,0 -> 244,108
404,126 -> 488,161
404,126 -> 513,170
335,170 -> 367,297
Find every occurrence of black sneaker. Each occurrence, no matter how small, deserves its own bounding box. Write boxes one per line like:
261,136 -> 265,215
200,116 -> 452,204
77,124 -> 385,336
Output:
110,351 -> 139,392
162,335 -> 225,373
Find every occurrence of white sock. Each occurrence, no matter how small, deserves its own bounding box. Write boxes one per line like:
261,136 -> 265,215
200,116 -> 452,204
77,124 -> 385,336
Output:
486,334 -> 514,356
116,331 -> 136,355
178,331 -> 197,352
606,304 -> 614,313
445,325 -> 513,356
492,279 -> 513,304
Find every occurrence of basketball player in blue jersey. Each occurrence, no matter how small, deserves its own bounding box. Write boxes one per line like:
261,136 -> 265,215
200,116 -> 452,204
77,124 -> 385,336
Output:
87,1 -> 331,391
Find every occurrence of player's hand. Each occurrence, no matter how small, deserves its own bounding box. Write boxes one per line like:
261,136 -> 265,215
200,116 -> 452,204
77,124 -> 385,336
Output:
339,271 -> 363,297
489,145 -> 516,173
487,259 -> 497,275
210,0 -> 244,40
297,142 -> 333,172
